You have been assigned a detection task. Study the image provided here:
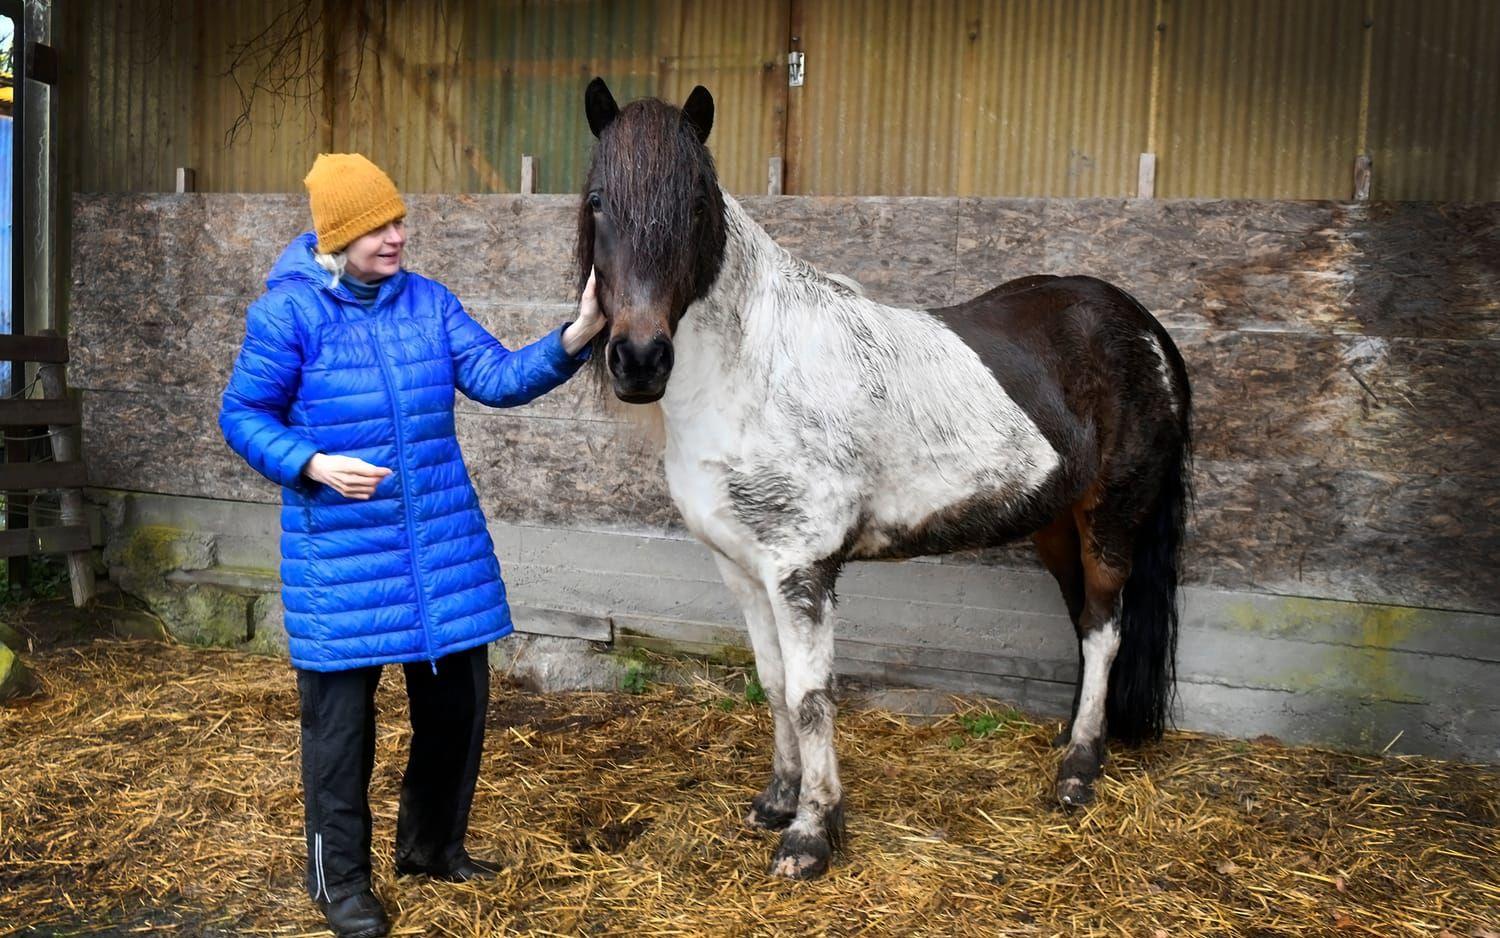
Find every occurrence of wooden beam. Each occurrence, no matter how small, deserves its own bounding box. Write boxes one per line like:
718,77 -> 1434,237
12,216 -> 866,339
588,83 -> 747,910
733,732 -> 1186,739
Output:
0,524 -> 92,559
0,334 -> 68,363
0,398 -> 80,427
767,156 -> 784,195
1137,152 -> 1157,200
520,155 -> 536,195
38,335 -> 96,606
1353,154 -> 1373,201
0,461 -> 87,491
176,167 -> 197,194
5,435 -> 26,595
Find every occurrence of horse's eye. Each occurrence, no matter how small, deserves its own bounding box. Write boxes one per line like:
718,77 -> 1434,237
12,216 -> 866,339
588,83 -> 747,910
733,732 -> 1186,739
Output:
692,198 -> 705,218
588,192 -> 603,211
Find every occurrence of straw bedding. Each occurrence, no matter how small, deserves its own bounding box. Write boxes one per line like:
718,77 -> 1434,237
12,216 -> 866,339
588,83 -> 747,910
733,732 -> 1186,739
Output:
1,638 -> 1496,937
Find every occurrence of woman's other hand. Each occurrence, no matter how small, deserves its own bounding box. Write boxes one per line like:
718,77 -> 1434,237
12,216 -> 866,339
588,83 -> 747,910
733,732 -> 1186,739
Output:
561,268 -> 605,356
305,453 -> 392,500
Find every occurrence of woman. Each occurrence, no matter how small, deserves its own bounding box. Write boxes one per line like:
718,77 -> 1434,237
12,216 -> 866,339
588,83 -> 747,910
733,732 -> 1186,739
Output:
219,153 -> 602,938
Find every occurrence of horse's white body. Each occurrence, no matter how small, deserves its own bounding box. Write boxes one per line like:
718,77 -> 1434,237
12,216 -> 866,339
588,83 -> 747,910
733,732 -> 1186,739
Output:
661,196 -> 1059,570
650,195 -> 1070,874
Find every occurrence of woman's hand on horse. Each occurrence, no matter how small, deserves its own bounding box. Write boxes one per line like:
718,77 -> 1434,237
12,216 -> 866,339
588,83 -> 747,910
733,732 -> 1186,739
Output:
304,453 -> 392,500
562,268 -> 605,356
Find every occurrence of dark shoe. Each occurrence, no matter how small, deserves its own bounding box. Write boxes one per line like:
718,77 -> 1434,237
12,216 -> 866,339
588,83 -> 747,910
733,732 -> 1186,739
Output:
317,889 -> 390,938
395,853 -> 503,883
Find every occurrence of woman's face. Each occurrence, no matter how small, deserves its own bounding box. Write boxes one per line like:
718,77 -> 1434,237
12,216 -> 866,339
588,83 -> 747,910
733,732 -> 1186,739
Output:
343,219 -> 407,282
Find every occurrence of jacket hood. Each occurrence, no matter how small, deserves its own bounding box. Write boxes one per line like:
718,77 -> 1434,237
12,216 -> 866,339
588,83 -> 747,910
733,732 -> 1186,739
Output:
266,232 -> 330,292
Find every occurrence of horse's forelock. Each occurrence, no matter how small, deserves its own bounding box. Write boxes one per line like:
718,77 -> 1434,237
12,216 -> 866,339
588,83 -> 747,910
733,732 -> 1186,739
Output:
586,99 -> 722,293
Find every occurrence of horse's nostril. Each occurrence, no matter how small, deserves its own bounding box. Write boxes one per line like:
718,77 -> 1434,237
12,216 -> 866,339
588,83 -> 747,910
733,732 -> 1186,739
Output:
611,337 -> 675,381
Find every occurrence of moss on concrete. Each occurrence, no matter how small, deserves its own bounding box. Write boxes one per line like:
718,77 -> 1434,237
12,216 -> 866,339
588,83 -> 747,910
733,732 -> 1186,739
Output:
0,642 -> 36,701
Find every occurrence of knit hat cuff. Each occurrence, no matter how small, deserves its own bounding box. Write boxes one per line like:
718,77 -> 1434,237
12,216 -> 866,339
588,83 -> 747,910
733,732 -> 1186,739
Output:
314,195 -> 408,255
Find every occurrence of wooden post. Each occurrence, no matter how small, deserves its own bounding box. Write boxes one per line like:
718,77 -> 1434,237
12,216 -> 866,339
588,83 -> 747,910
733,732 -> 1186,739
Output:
1353,154 -> 1372,201
767,156 -> 784,195
1137,152 -> 1157,200
520,155 -> 536,195
5,435 -> 27,599
36,330 -> 94,607
175,167 -> 196,193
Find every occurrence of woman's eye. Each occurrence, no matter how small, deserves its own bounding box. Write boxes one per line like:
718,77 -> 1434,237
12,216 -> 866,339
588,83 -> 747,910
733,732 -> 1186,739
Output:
589,193 -> 603,211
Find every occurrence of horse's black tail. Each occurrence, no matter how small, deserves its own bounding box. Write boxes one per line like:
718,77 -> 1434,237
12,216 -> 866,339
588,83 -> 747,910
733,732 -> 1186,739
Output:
1106,338 -> 1193,746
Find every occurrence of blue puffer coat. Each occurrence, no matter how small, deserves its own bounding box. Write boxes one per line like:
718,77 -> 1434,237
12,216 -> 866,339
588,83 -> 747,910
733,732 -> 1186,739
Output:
219,232 -> 587,671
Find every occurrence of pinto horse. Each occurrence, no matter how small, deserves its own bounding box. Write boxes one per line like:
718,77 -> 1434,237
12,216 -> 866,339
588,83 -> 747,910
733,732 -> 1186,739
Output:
577,78 -> 1193,880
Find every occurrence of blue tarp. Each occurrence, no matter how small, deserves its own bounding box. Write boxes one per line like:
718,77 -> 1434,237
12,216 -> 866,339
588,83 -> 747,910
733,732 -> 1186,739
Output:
0,114 -> 11,391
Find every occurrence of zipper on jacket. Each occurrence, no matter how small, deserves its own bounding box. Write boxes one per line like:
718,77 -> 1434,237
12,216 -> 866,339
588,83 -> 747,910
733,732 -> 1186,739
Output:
369,320 -> 439,669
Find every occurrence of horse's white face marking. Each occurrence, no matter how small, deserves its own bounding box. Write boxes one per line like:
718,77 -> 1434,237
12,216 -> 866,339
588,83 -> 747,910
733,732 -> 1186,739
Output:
1145,333 -> 1177,416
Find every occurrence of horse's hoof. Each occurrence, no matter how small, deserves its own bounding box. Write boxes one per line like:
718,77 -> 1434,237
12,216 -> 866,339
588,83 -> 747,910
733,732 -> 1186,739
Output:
1056,775 -> 1096,808
769,830 -> 832,880
745,803 -> 796,832
745,777 -> 800,831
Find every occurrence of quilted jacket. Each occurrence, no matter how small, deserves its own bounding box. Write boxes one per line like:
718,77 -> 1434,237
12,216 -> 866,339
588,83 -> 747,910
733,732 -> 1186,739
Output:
219,232 -> 587,671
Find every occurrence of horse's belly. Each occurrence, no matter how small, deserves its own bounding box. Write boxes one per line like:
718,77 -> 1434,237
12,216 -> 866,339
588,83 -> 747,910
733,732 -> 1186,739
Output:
848,428 -> 1068,560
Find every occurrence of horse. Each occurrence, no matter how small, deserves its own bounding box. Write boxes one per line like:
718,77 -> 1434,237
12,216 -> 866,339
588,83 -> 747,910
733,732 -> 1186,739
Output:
575,78 -> 1193,880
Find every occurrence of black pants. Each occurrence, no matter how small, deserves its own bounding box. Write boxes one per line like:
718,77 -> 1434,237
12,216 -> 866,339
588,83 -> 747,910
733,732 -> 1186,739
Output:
295,645 -> 489,902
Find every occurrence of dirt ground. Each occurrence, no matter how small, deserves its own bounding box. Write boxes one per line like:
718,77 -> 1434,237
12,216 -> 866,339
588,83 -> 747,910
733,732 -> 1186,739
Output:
0,598 -> 1496,937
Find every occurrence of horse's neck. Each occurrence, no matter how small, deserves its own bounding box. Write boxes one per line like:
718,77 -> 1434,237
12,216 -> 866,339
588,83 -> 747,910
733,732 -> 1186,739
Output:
670,194 -> 883,393
659,195 -> 784,425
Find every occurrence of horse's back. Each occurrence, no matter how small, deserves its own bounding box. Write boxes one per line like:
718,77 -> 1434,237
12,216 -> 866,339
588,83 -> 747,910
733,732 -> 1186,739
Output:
928,273 -> 1189,488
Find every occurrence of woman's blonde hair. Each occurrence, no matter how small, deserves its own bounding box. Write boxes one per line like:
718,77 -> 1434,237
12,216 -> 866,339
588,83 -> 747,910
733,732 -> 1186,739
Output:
313,250 -> 347,289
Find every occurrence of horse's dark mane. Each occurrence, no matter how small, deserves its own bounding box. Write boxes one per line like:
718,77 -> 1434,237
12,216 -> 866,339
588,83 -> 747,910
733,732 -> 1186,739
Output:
575,97 -> 727,372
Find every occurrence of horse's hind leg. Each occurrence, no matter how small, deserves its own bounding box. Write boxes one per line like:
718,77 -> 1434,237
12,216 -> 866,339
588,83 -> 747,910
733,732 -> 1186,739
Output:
1031,515 -> 1086,747
1055,506 -> 1127,808
711,554 -> 802,831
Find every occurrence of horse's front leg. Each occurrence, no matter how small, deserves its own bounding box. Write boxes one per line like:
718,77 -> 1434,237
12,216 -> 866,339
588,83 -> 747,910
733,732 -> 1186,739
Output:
711,553 -> 802,830
765,566 -> 843,880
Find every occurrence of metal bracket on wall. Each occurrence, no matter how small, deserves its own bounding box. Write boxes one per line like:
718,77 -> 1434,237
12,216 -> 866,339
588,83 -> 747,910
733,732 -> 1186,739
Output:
787,51 -> 804,88
25,42 -> 57,86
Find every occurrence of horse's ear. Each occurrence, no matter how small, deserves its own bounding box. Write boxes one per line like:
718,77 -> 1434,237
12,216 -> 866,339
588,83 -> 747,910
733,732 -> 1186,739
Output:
586,77 -> 619,138
682,85 -> 714,144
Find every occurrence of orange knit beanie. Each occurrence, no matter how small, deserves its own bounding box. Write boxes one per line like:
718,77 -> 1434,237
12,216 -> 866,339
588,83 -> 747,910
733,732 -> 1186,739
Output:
303,153 -> 407,254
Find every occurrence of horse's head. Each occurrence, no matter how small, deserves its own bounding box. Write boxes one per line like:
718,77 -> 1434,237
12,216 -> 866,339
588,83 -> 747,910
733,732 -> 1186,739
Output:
577,77 -> 726,404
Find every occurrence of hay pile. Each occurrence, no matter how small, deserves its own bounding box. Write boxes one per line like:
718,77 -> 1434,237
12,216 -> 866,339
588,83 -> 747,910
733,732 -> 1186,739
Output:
1,640 -> 1496,936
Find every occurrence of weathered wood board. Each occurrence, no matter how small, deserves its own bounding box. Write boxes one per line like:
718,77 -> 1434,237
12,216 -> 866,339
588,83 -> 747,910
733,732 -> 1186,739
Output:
70,194 -> 1500,615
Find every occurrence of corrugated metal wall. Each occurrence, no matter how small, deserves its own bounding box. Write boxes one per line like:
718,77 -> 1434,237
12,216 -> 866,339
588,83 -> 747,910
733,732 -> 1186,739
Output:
1368,0 -> 1500,200
789,0 -> 1156,197
1155,0 -> 1367,198
463,0 -> 787,194
66,0 -> 194,192
63,0 -> 1498,199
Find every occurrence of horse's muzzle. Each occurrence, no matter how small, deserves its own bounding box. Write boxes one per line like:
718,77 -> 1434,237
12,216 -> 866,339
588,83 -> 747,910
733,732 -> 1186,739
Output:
607,336 -> 673,403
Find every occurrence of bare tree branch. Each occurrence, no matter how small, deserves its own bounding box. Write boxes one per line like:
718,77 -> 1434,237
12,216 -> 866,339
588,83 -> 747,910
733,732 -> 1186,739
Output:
221,0 -> 380,146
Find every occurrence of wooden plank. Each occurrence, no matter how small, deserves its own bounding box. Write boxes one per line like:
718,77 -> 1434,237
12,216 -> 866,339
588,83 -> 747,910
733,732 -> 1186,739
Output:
1137,152 -> 1157,199
767,156 -> 784,195
0,461 -> 88,491
175,167 -> 196,194
0,398 -> 81,427
520,155 -> 535,195
512,605 -> 613,642
1353,153 -> 1372,200
5,427 -> 27,594
0,525 -> 93,560
38,337 -> 96,607
0,334 -> 69,363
